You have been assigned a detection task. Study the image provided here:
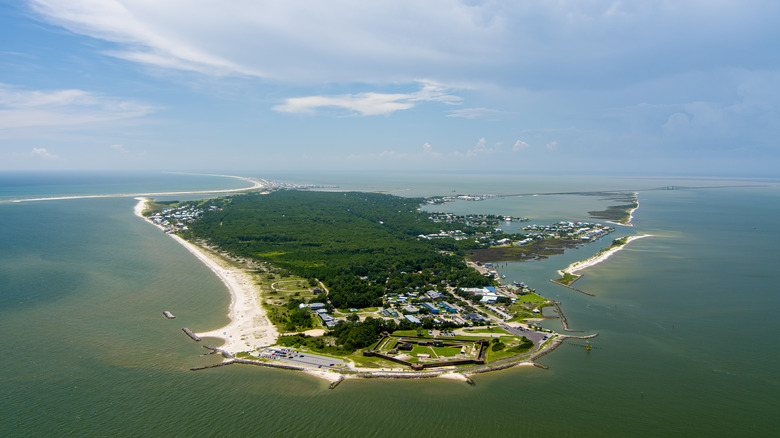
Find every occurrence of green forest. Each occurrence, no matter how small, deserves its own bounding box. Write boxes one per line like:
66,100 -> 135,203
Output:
181,190 -> 494,308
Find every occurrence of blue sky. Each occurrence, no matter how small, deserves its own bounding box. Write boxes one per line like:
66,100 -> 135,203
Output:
1,0 -> 779,176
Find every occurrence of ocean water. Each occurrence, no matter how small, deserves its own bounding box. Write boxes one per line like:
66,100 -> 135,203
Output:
1,172 -> 779,437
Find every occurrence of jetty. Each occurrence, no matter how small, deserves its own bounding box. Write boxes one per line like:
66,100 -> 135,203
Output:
182,327 -> 201,342
163,311 -> 175,319
550,279 -> 595,296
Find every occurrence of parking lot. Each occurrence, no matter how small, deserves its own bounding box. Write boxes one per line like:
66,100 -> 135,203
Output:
257,347 -> 347,369
499,323 -> 550,344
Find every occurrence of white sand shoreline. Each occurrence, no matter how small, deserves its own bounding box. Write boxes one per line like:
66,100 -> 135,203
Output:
134,191 -> 279,355
561,234 -> 653,275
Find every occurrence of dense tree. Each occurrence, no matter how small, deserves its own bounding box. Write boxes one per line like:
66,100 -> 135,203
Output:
181,190 -> 496,307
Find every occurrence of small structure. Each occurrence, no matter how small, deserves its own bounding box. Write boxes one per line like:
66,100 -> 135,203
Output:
397,342 -> 413,351
319,313 -> 339,328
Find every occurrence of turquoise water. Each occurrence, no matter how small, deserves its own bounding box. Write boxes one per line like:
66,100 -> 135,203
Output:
1,172 -> 779,436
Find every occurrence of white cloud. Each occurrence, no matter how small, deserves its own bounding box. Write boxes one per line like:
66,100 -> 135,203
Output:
111,143 -> 128,153
32,147 -> 58,159
0,84 -> 156,129
466,137 -> 501,157
378,150 -> 407,159
29,0 -> 778,90
513,140 -> 530,151
422,142 -> 441,157
273,81 -> 461,116
545,140 -> 558,150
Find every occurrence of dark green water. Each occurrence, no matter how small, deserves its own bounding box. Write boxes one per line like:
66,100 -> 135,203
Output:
2,173 -> 778,436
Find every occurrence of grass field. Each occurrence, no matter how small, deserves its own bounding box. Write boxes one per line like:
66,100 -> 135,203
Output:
463,327 -> 510,335
512,292 -> 547,304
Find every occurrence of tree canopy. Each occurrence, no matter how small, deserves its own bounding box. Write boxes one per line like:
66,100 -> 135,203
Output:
182,190 -> 492,307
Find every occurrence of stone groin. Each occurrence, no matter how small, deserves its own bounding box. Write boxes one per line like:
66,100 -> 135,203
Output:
202,344 -> 233,359
530,339 -> 564,361
352,371 -> 442,380
551,302 -> 582,332
190,360 -> 235,371
328,377 -> 345,389
549,279 -> 595,296
182,328 -> 201,341
163,311 -> 175,319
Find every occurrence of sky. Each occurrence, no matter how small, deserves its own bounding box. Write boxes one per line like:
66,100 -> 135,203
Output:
1,0 -> 779,176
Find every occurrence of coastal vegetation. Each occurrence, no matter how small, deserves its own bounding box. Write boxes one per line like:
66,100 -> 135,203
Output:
469,238 -> 583,263
587,192 -> 638,224
179,190 -> 496,308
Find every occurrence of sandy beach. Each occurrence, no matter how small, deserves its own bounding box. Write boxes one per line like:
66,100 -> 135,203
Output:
134,197 -> 279,354
562,234 -> 653,275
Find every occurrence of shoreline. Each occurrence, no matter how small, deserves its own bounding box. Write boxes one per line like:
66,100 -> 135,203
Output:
134,196 -> 279,355
561,234 -> 653,276
626,193 -> 639,226
605,192 -> 639,228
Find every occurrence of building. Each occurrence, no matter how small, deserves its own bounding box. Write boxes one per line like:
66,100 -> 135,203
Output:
404,315 -> 422,325
422,302 -> 440,314
440,302 -> 458,313
319,313 -> 339,328
425,290 -> 445,300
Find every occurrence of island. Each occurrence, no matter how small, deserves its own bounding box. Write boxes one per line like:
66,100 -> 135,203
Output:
137,187 -> 629,384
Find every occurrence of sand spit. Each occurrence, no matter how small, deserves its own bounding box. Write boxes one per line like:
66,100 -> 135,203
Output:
562,234 -> 653,275
12,174 -> 264,203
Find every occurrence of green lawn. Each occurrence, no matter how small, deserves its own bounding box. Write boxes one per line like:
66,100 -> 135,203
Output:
513,292 -> 547,304
433,346 -> 465,358
464,327 -> 510,335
